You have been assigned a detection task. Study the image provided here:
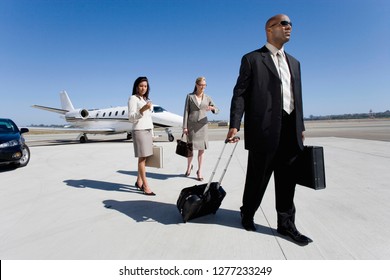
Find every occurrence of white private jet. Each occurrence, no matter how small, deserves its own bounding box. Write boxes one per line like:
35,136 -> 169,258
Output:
32,91 -> 183,143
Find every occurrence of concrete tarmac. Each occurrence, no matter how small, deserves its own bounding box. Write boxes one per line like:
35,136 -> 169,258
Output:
1,120 -> 390,259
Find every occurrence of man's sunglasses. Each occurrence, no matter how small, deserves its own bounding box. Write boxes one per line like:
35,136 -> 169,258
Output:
269,20 -> 292,28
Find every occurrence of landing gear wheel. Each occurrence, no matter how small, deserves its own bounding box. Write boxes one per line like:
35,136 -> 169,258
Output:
80,135 -> 88,143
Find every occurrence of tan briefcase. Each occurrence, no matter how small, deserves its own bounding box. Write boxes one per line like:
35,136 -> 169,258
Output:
145,145 -> 163,168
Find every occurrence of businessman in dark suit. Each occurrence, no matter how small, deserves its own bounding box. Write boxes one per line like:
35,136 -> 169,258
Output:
227,14 -> 312,245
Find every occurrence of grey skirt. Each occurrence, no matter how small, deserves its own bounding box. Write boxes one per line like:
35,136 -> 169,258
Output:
188,122 -> 208,150
133,129 -> 153,158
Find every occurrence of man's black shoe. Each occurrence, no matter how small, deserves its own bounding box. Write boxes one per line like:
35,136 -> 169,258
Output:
241,213 -> 256,231
277,227 -> 313,245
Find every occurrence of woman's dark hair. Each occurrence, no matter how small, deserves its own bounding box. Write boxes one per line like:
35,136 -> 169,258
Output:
132,76 -> 150,100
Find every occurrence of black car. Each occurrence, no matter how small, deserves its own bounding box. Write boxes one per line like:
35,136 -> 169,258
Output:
0,118 -> 30,167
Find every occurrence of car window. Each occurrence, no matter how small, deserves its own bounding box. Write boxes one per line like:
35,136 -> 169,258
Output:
0,121 -> 17,133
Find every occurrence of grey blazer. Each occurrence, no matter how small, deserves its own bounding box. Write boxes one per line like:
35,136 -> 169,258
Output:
183,93 -> 219,129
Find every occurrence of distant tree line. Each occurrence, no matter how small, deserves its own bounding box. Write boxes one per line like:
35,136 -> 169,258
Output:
305,110 -> 390,120
29,124 -> 66,128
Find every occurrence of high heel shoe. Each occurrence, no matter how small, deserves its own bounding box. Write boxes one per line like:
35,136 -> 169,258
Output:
143,189 -> 156,196
135,182 -> 144,191
196,171 -> 204,181
185,164 -> 193,177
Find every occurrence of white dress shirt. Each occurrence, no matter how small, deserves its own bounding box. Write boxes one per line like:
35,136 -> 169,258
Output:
128,95 -> 153,130
265,42 -> 294,113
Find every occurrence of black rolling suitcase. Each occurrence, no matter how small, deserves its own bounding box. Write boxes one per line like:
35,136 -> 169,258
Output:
176,138 -> 239,222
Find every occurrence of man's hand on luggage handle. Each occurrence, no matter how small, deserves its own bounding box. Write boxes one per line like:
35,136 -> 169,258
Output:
226,128 -> 240,143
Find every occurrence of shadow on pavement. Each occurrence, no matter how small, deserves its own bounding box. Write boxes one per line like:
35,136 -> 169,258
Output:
102,199 -> 274,236
64,179 -> 142,194
117,170 -> 185,180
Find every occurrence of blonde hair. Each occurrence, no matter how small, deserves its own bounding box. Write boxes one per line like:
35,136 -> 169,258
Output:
196,76 -> 206,85
193,76 -> 206,92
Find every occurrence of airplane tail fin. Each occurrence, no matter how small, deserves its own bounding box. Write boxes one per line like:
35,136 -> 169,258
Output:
60,90 -> 75,111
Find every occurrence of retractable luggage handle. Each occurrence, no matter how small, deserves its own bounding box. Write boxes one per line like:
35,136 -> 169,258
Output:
203,137 -> 240,194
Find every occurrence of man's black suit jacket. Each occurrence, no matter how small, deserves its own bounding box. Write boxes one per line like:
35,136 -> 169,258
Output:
230,45 -> 305,153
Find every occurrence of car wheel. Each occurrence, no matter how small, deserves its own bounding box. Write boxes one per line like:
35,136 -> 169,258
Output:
18,144 -> 30,167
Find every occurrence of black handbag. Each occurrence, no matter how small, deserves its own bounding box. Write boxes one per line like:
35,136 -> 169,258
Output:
295,146 -> 326,190
176,134 -> 193,158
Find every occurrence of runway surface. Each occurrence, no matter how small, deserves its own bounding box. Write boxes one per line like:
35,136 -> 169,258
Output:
25,118 -> 390,146
1,119 -> 390,260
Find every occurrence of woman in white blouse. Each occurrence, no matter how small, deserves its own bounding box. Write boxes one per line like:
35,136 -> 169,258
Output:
128,77 -> 155,195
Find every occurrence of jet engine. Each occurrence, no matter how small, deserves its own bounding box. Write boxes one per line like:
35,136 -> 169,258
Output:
65,109 -> 89,121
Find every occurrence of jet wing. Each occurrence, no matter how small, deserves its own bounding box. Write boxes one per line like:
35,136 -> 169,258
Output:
63,127 -> 116,133
32,105 -> 68,114
28,127 -> 116,133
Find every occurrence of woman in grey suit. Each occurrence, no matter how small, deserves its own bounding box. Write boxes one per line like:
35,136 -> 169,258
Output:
182,77 -> 219,181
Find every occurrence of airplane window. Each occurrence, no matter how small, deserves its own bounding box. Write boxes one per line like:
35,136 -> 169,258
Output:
103,113 -> 106,117
96,113 -> 99,117
122,110 -> 125,115
109,112 -> 112,116
115,111 -> 118,116
153,106 -> 166,113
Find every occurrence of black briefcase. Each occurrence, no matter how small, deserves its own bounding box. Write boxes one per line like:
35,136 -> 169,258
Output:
295,146 -> 326,190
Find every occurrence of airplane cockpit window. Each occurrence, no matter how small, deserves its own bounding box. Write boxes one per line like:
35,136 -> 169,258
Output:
122,110 -> 125,115
153,106 -> 166,113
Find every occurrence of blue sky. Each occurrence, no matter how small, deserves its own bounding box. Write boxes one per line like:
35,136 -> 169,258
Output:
1,0 -> 389,126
